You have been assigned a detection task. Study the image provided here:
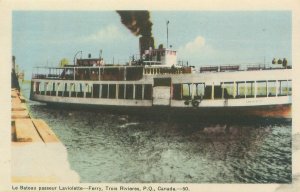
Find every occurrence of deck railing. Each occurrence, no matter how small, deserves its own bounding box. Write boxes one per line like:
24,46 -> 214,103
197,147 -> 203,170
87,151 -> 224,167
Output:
32,63 -> 292,80
199,63 -> 291,73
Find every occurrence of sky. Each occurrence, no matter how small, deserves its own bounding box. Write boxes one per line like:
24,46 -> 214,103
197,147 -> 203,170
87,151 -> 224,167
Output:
13,11 -> 291,80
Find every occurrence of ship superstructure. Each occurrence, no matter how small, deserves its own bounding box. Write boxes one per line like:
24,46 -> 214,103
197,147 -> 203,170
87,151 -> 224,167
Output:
30,37 -> 292,118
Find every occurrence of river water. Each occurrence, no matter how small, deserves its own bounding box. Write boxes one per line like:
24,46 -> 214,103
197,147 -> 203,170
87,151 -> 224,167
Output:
20,82 -> 292,183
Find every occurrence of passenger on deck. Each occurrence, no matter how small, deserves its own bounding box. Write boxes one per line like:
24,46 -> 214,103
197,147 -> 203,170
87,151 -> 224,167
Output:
100,59 -> 105,65
60,70 -> 66,79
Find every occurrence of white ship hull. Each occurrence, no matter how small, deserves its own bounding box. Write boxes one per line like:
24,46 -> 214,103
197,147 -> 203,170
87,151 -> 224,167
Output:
30,68 -> 292,119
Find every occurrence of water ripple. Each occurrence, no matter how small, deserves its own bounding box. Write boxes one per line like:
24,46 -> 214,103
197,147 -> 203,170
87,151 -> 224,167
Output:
21,83 -> 292,183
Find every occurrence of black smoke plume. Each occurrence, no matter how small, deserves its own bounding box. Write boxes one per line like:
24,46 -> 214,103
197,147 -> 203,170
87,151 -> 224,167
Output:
116,11 -> 153,37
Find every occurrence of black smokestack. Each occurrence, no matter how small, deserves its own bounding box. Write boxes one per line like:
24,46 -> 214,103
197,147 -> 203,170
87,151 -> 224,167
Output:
117,10 -> 153,37
117,11 -> 155,57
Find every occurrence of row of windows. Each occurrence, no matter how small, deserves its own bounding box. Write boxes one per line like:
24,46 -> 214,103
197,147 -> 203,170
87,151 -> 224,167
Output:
34,82 -> 152,100
223,80 -> 292,98
34,80 -> 292,100
173,80 -> 292,100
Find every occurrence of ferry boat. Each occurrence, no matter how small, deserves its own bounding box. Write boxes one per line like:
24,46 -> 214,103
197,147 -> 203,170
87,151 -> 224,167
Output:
30,37 -> 292,119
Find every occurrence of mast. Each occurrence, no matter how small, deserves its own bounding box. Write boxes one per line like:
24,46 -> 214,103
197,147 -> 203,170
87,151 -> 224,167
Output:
166,20 -> 169,48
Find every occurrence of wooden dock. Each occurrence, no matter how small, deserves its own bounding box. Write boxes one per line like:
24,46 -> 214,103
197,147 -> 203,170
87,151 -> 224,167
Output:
11,88 -> 80,182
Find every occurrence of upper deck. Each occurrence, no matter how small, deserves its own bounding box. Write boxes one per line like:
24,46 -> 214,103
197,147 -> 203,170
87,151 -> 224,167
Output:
31,62 -> 291,82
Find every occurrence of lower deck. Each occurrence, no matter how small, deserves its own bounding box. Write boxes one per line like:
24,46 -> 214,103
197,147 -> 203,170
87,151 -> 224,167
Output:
30,77 -> 292,118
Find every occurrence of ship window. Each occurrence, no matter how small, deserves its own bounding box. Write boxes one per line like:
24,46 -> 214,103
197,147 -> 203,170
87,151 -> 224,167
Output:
256,81 -> 267,97
84,83 -> 92,98
245,81 -> 255,98
93,84 -> 100,98
33,82 -> 36,93
39,82 -> 45,95
101,84 -> 108,98
221,82 -> 234,99
190,84 -> 197,99
182,84 -> 191,99
267,81 -> 276,97
118,84 -> 125,99
172,84 -> 182,100
195,83 -> 205,99
47,82 -> 54,96
203,86 -> 212,99
77,83 -> 84,97
125,84 -> 134,99
46,82 -> 51,96
45,82 -> 50,95
57,83 -> 63,96
236,81 -> 246,98
214,85 -> 223,99
52,82 -> 56,95
109,84 -> 116,99
74,83 -> 82,97
64,83 -> 68,92
181,83 -> 204,99
63,83 -> 70,97
135,84 -> 143,100
278,80 -> 290,96
38,82 -> 44,94
144,84 -> 152,100
35,82 -> 40,94
70,83 -> 75,97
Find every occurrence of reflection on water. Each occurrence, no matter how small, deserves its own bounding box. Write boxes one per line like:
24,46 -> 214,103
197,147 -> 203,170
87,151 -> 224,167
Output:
22,83 -> 292,183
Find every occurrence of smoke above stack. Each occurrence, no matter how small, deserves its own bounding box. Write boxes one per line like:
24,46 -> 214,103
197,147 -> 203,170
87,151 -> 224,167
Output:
116,10 -> 153,37
117,11 -> 155,58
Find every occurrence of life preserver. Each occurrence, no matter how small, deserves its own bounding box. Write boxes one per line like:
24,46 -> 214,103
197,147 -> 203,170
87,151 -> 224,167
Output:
184,100 -> 190,105
192,100 -> 200,107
